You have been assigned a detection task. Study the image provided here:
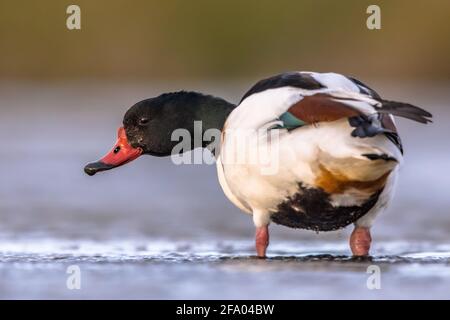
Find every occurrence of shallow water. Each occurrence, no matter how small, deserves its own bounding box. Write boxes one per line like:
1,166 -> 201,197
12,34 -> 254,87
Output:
0,82 -> 449,299
1,239 -> 450,299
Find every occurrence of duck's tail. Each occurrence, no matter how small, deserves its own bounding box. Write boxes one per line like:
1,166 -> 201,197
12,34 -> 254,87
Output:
376,100 -> 432,124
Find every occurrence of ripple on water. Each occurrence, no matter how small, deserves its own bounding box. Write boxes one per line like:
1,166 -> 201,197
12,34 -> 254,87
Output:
0,239 -> 449,266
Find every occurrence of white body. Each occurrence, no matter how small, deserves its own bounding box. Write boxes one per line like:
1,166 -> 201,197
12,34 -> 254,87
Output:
217,72 -> 402,229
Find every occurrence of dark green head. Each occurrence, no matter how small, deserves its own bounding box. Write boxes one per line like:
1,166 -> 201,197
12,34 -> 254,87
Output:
84,91 -> 235,175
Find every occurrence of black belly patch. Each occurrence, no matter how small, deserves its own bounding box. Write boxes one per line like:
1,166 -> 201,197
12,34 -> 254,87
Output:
271,184 -> 383,232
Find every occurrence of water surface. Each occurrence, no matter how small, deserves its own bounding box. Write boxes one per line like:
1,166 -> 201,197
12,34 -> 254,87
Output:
0,82 -> 449,299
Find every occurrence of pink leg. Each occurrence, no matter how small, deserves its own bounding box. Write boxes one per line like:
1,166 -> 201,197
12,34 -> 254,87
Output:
350,226 -> 372,256
255,226 -> 269,258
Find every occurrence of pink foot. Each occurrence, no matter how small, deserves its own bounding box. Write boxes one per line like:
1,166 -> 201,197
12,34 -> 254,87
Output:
350,226 -> 372,256
255,226 -> 269,258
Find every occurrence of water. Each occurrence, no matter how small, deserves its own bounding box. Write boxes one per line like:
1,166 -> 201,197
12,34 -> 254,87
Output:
0,81 -> 449,299
1,239 -> 450,299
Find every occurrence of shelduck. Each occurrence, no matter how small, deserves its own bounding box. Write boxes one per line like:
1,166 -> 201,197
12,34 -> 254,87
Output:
85,72 -> 432,257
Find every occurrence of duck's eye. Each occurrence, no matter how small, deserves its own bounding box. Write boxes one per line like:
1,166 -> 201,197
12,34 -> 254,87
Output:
139,117 -> 149,125
114,146 -> 121,154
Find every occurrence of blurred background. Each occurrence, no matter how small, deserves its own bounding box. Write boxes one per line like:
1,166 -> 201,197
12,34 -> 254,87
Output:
0,0 -> 449,299
1,0 -> 449,80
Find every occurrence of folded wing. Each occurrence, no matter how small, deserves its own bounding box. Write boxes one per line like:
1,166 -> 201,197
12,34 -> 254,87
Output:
277,92 -> 432,153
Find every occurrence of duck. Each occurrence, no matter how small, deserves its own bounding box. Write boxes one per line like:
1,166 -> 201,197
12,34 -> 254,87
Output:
84,71 -> 432,257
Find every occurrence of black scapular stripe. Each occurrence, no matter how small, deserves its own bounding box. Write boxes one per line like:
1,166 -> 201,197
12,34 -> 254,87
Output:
240,72 -> 325,103
362,153 -> 398,162
346,76 -> 381,99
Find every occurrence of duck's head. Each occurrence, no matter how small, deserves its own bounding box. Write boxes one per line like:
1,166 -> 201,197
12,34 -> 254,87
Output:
84,91 -> 235,176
